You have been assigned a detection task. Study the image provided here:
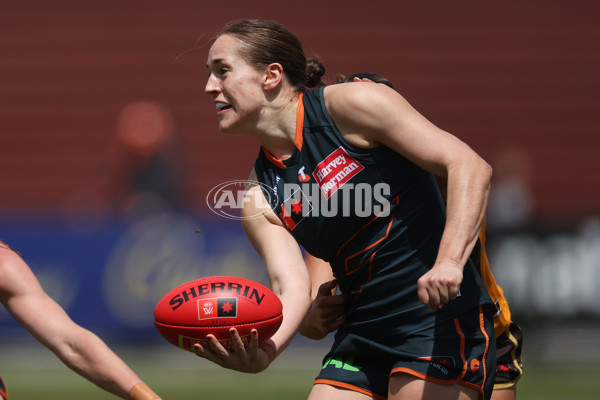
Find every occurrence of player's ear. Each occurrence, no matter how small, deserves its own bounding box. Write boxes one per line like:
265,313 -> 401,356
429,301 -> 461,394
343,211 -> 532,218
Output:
263,63 -> 283,90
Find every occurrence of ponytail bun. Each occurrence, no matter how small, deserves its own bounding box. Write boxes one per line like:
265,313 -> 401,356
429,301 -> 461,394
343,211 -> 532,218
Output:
304,58 -> 326,88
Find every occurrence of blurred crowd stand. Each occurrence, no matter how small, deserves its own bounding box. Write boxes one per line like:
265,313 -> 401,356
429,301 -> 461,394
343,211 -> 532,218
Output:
64,100 -> 188,225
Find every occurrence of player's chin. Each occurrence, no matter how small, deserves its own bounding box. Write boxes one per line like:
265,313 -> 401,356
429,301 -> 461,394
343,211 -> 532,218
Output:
218,117 -> 250,136
217,117 -> 240,134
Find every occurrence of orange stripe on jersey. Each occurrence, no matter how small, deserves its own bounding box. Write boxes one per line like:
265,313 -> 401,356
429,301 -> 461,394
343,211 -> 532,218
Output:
333,196 -> 399,294
294,93 -> 304,151
261,93 -> 304,169
313,379 -> 386,400
477,219 -> 512,337
334,195 -> 399,258
261,147 -> 287,168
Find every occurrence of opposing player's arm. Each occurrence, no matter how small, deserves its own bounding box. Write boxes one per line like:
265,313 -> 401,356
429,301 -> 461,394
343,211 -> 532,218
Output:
0,245 -> 159,399
325,83 -> 492,309
299,253 -> 345,340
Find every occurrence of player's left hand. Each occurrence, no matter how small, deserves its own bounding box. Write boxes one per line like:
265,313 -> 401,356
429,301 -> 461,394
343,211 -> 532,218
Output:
417,260 -> 463,309
192,328 -> 271,373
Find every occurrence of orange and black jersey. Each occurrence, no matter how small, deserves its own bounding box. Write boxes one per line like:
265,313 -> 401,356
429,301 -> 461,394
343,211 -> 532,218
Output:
254,87 -> 495,337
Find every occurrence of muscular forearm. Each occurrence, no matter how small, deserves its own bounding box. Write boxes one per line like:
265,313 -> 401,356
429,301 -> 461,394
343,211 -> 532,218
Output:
266,286 -> 312,359
436,155 -> 491,269
58,329 -> 156,399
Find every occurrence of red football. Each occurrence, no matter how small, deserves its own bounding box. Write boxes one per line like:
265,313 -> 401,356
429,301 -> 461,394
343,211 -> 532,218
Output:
154,276 -> 283,352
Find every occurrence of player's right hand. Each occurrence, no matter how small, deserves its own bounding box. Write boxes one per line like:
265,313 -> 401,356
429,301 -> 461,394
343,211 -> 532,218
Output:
299,279 -> 346,340
417,260 -> 463,309
193,328 -> 271,374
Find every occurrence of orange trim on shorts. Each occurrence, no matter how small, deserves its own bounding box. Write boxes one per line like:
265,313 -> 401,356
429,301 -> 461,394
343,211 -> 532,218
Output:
454,314 -> 469,381
261,93 -> 304,169
390,307 -> 490,399
314,379 -> 386,400
478,305 -> 491,398
390,367 -> 478,390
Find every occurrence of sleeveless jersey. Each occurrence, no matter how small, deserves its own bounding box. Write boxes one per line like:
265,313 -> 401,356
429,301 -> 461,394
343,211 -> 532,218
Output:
253,87 -> 494,338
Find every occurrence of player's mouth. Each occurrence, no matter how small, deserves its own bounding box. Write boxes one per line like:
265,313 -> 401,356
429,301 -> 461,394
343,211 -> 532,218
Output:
215,101 -> 232,115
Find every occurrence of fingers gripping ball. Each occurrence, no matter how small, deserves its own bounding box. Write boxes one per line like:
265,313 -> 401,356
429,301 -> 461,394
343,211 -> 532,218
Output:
154,276 -> 283,352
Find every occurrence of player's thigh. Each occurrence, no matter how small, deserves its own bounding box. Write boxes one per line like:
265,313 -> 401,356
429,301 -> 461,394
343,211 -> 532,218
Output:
491,386 -> 516,400
308,383 -> 374,400
388,372 -> 479,400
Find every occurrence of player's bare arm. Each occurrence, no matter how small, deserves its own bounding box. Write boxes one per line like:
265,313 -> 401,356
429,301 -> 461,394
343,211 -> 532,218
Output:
324,83 -> 492,309
299,253 -> 345,340
242,176 -> 313,353
0,244 -> 159,399
193,172 -> 312,373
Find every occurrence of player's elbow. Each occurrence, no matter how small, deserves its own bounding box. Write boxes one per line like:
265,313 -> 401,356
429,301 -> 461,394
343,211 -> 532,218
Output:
462,152 -> 492,192
479,158 -> 493,192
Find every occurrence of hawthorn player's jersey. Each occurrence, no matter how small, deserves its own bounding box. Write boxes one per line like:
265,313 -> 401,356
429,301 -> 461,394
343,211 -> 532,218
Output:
472,220 -> 512,337
253,87 -> 493,337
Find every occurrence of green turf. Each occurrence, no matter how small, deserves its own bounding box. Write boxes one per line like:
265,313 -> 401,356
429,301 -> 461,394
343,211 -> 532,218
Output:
3,347 -> 600,399
516,362 -> 600,400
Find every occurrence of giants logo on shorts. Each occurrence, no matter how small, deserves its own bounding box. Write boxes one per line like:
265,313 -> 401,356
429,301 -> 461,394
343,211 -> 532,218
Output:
313,147 -> 364,199
198,297 -> 237,319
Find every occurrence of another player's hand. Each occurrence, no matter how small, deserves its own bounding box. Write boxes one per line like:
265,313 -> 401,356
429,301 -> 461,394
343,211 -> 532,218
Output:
417,261 -> 463,309
193,328 -> 271,373
352,77 -> 374,83
299,279 -> 345,340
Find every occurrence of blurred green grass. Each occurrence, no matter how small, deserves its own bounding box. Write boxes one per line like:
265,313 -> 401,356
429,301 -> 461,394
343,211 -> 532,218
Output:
3,333 -> 600,400
4,348 -> 600,400
1,342 -> 323,400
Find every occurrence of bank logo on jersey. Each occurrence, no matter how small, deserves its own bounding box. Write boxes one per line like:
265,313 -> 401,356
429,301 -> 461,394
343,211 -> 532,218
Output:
313,147 -> 364,199
298,166 -> 311,182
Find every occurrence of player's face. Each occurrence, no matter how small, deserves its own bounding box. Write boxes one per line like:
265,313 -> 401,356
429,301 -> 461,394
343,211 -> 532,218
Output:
205,34 -> 265,135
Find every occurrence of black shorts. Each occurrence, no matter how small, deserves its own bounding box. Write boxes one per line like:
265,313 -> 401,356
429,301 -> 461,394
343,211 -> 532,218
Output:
494,322 -> 524,389
314,306 -> 496,400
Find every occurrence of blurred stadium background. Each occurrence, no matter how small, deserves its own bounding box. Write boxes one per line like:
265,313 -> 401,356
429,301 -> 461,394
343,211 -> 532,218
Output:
1,1 -> 599,398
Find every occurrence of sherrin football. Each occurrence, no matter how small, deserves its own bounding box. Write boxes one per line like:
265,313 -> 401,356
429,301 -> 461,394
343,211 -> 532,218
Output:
154,276 -> 283,352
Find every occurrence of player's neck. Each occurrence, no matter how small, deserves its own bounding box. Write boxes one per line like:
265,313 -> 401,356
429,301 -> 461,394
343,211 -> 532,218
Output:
256,94 -> 299,160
